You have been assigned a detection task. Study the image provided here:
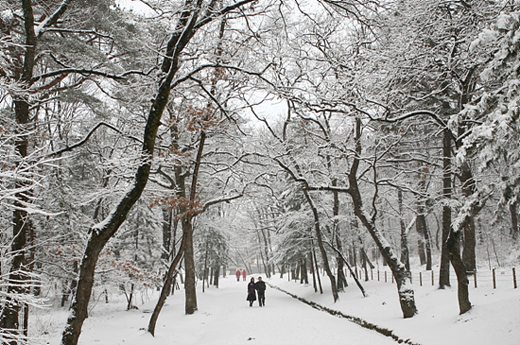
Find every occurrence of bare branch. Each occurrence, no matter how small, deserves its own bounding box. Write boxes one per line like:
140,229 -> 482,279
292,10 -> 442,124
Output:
39,28 -> 113,39
194,0 -> 257,30
31,67 -> 155,84
35,0 -> 74,37
306,185 -> 351,194
47,122 -> 142,157
202,193 -> 243,212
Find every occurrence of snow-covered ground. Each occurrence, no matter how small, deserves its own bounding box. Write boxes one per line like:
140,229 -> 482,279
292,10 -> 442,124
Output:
273,274 -> 520,345
38,271 -> 519,345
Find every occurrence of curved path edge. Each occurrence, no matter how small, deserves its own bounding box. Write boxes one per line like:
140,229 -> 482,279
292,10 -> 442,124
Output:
269,283 -> 421,345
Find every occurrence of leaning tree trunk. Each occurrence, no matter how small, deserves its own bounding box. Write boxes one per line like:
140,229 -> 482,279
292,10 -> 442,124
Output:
326,243 -> 366,297
349,118 -> 416,318
148,237 -> 186,336
274,157 -> 337,300
350,190 -> 416,317
61,4 -> 205,344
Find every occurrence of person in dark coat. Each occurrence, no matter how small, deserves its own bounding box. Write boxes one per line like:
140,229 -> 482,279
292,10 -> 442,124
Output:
255,276 -> 267,307
247,277 -> 256,307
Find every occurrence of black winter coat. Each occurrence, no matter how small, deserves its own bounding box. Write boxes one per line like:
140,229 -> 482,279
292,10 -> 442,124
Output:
255,281 -> 266,294
247,282 -> 256,301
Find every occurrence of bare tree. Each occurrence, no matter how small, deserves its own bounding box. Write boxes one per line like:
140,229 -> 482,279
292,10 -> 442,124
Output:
60,1 -> 255,344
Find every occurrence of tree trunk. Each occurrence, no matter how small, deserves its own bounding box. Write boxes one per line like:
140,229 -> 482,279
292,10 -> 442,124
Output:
416,173 -> 431,268
303,189 -> 339,301
300,258 -> 308,284
351,240 -> 358,268
61,3 -> 210,343
327,242 -> 366,297
162,207 -> 173,263
349,118 -> 416,318
353,209 -> 416,316
184,130 -> 207,314
361,248 -> 369,281
511,202 -> 519,240
259,228 -> 272,278
256,229 -> 269,277
444,129 -> 473,313
398,189 -> 410,271
447,229 -> 471,314
213,265 -> 219,287
148,240 -> 186,336
439,129 -> 452,289
360,246 -> 375,270
202,243 -> 209,293
416,213 -> 427,266
309,252 -> 318,292
266,222 -> 275,276
0,1 -> 39,339
182,212 -> 197,313
62,261 -> 79,307
424,226 -> 432,271
311,241 -> 323,294
416,211 -> 432,270
460,161 -> 477,273
126,284 -> 135,311
332,188 -> 347,292
1,209 -> 31,339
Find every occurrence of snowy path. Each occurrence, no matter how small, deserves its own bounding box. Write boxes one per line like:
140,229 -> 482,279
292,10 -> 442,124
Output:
73,277 -> 399,345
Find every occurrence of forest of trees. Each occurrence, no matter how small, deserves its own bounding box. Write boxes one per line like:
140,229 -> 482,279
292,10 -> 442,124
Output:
1,0 -> 520,344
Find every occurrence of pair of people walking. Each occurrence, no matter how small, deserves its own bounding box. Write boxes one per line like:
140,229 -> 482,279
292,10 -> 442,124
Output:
246,277 -> 266,307
236,269 -> 247,281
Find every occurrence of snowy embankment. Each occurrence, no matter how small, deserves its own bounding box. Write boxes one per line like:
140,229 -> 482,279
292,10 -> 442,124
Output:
36,272 -> 519,345
270,273 -> 520,345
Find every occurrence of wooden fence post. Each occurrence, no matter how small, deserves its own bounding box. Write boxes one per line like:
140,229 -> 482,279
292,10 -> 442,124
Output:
419,272 -> 422,286
474,270 -> 477,288
431,271 -> 434,286
493,268 -> 496,289
513,268 -> 517,289
385,271 -> 387,283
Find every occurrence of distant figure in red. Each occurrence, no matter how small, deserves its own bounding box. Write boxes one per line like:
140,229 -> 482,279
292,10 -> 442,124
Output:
235,269 -> 241,282
242,269 -> 247,281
